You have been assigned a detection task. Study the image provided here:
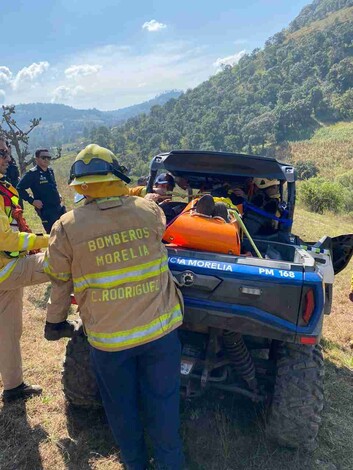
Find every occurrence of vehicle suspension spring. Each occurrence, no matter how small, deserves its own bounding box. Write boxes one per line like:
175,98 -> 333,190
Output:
223,331 -> 258,391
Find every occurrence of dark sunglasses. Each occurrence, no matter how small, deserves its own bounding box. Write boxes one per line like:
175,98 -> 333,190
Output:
40,156 -> 52,161
69,157 -> 131,184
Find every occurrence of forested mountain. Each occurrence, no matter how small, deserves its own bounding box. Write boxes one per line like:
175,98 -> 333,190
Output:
289,0 -> 353,31
90,0 -> 353,174
14,90 -> 182,149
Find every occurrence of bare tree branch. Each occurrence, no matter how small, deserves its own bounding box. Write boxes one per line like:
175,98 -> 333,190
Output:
1,105 -> 42,175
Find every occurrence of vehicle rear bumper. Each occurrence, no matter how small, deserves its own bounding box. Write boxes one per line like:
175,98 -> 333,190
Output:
183,300 -> 322,344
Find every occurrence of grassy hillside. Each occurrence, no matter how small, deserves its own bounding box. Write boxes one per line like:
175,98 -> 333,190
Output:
287,5 -> 353,40
289,122 -> 353,178
289,0 -> 353,31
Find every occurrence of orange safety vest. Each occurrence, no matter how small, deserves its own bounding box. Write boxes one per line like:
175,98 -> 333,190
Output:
0,181 -> 21,258
0,180 -> 39,257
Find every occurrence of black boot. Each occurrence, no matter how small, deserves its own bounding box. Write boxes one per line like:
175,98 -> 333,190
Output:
195,194 -> 215,216
2,383 -> 42,402
212,202 -> 229,222
44,319 -> 82,341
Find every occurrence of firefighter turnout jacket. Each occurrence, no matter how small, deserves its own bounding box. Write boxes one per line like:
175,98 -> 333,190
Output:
129,186 -> 147,197
17,165 -> 61,207
45,196 -> 183,352
0,176 -> 49,279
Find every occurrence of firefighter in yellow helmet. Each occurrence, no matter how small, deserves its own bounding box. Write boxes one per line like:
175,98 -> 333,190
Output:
243,177 -> 283,236
0,137 -> 49,402
253,178 -> 280,199
44,144 -> 184,469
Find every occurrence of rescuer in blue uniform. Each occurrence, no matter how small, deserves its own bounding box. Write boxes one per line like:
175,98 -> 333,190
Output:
17,149 -> 65,233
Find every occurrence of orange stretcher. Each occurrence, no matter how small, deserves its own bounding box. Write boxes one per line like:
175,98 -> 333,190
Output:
163,200 -> 241,255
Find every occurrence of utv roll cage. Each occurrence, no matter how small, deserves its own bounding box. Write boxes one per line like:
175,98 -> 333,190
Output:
147,150 -> 296,232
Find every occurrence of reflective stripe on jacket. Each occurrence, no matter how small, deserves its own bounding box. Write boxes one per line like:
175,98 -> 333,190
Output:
128,186 -> 147,197
45,195 -> 183,352
0,176 -> 49,279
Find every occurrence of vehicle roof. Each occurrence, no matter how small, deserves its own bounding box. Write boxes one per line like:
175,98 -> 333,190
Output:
150,150 -> 295,182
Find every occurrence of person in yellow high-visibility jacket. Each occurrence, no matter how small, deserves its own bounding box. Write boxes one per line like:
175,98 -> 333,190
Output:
0,137 -> 50,402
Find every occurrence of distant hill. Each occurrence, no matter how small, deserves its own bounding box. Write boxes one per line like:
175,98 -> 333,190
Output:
87,0 -> 353,172
15,90 -> 182,149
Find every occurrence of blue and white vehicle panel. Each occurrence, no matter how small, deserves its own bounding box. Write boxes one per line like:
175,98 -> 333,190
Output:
168,255 -> 324,338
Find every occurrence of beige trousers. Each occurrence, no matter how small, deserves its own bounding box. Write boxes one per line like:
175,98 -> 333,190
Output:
0,253 -> 48,390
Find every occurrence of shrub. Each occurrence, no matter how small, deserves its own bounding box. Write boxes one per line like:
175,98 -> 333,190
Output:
336,169 -> 353,192
295,160 -> 319,180
335,170 -> 353,212
342,193 -> 353,212
299,177 -> 344,214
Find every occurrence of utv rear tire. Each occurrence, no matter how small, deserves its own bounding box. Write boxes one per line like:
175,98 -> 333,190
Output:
62,335 -> 101,408
266,343 -> 324,450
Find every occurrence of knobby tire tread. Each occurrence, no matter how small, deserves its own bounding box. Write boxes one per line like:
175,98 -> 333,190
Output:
266,342 -> 324,450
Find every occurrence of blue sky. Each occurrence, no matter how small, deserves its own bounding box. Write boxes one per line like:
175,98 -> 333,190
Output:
0,0 -> 310,110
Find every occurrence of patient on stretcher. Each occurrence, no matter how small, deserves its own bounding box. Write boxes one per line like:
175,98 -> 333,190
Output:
194,195 -> 229,222
163,195 -> 241,255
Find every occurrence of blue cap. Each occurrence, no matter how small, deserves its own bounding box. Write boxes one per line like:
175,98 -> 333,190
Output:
155,173 -> 175,188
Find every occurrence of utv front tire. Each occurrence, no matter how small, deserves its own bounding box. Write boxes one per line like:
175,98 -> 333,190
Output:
62,334 -> 101,408
266,343 -> 324,450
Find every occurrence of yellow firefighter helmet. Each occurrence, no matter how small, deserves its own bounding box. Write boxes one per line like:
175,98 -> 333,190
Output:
253,178 -> 280,189
69,144 -> 130,186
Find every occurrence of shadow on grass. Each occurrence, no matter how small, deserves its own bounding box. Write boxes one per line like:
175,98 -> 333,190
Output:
322,337 -> 353,371
180,354 -> 353,470
56,404 -> 118,469
53,350 -> 352,470
0,399 -> 48,470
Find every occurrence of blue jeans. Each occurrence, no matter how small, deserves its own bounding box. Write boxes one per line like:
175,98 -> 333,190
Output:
90,329 -> 183,470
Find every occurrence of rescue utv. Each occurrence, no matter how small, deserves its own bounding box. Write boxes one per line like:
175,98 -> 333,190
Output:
63,150 -> 353,450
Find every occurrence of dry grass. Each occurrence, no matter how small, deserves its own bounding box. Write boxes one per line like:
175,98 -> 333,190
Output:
0,155 -> 352,469
289,122 -> 353,179
286,6 -> 353,42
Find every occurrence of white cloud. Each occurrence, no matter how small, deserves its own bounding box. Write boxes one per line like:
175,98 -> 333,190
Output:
142,20 -> 167,32
213,50 -> 246,68
51,85 -> 84,103
59,41 -> 213,109
0,89 -> 5,104
3,41 -> 225,109
0,67 -> 12,86
64,64 -> 102,79
12,61 -> 50,90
